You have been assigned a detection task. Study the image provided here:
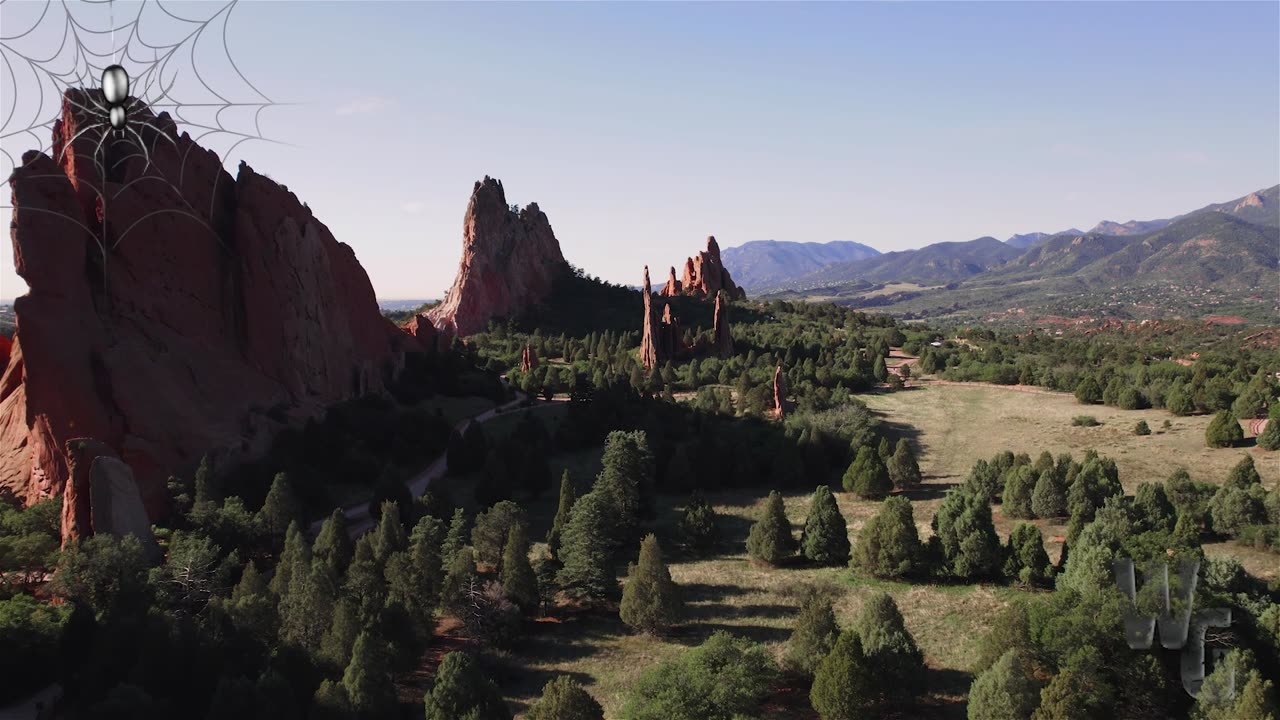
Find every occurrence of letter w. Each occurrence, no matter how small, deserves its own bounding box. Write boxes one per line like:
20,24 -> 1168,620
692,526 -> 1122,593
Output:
1112,558 -> 1198,649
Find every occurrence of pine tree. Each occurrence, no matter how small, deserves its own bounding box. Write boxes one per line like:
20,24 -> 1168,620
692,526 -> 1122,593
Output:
441,508 -> 469,566
1205,410 -> 1243,448
678,493 -> 719,554
784,588 -> 839,676
279,558 -> 334,656
800,486 -> 850,566
1003,523 -> 1051,586
1225,455 -> 1262,489
319,598 -> 359,671
527,676 -> 604,720
1030,469 -> 1067,519
887,438 -> 922,489
619,534 -> 683,634
810,630 -> 878,719
423,651 -> 510,720
873,355 -> 888,383
1002,465 -> 1036,518
258,472 -> 300,540
746,490 -> 797,566
1074,377 -> 1102,405
877,436 -> 893,462
855,592 -> 926,702
311,680 -> 351,720
342,630 -> 397,719
371,501 -> 407,567
500,524 -> 538,615
932,488 -> 1002,580
344,535 -> 387,624
843,446 -> 892,500
313,509 -> 353,581
851,495 -> 922,578
231,560 -> 267,602
547,471 -> 576,557
442,547 -> 478,613
594,430 -> 655,542
967,649 -> 1038,720
556,491 -> 616,600
402,514 -> 446,615
471,501 -> 528,570
270,522 -> 310,597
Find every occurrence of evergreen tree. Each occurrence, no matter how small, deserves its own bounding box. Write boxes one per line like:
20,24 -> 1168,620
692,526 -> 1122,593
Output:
932,488 -> 1002,579
269,522 -> 310,597
800,486 -> 850,566
1030,469 -> 1067,519
547,471 -> 576,557
258,472 -> 300,540
344,535 -> 387,623
1204,410 -> 1243,448
843,446 -> 892,500
1002,465 -> 1036,518
310,680 -> 351,720
1225,455 -> 1262,489
619,534 -> 683,634
1074,377 -> 1102,404
967,649 -> 1038,720
785,588 -> 839,676
877,436 -> 894,462
279,558 -> 334,656
471,501 -> 528,571
342,630 -> 397,719
852,496 -> 922,578
746,491 -> 797,566
1130,482 -> 1176,534
441,508 -> 469,566
423,651 -> 510,720
232,560 -> 268,602
1134,420 -> 1151,436
527,676 -> 604,720
1258,415 -> 1280,451
556,491 -> 616,600
500,524 -> 539,615
887,438 -> 922,489
810,630 -> 878,719
371,501 -> 407,567
855,592 -> 926,702
441,547 -> 478,613
678,493 -> 719,554
1003,523 -> 1051,586
873,355 -> 888,383
319,598 -> 359,671
594,430 -> 655,541
313,509 -> 353,581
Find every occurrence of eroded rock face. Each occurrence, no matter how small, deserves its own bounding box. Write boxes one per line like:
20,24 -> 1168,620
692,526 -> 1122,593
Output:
712,291 -> 733,358
1,90 -> 412,526
427,177 -> 568,336
673,236 -> 746,301
88,455 -> 158,557
639,267 -> 662,370
659,266 -> 682,297
403,313 -> 440,353
773,365 -> 788,419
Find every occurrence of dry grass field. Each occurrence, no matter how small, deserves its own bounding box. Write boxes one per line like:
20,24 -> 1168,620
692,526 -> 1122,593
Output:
428,382 -> 1277,718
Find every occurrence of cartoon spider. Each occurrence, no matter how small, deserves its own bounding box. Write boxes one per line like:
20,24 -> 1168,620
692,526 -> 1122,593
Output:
58,63 -> 178,175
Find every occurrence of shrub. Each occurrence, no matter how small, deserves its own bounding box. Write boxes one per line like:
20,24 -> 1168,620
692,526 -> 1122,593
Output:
843,446 -> 892,500
423,651 -> 510,720
785,588 -> 839,676
1071,415 -> 1100,427
800,486 -> 851,566
932,489 -> 1001,580
1258,418 -> 1280,451
851,496 -> 922,578
527,676 -> 604,720
1003,523 -> 1051,586
887,438 -> 922,489
1074,377 -> 1102,404
619,535 -> 683,634
1204,411 -> 1243,448
620,631 -> 778,720
855,593 -> 926,702
967,649 -> 1038,720
746,491 -> 797,566
1134,420 -> 1151,436
810,630 -> 878,719
678,493 -> 719,554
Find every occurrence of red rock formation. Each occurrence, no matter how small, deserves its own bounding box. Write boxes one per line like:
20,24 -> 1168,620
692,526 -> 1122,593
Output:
403,313 -> 440,353
520,344 -> 539,372
712,291 -> 733,358
0,335 -> 10,370
674,236 -> 746,301
427,177 -> 567,336
61,438 -> 115,545
640,267 -> 661,370
1,90 -> 414,526
658,303 -> 681,361
773,365 -> 788,419
659,266 -> 682,297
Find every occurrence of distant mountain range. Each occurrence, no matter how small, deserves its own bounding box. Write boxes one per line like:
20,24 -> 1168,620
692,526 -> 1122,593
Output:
726,185 -> 1277,322
719,240 -> 880,290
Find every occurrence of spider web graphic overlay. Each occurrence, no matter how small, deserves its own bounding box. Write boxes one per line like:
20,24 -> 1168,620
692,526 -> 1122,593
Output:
0,0 -> 293,287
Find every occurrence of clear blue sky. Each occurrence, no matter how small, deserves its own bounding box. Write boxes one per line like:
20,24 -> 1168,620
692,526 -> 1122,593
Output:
2,1 -> 1277,300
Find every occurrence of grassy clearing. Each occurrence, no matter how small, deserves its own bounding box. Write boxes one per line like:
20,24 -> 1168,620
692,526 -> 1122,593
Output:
856,382 -> 1279,577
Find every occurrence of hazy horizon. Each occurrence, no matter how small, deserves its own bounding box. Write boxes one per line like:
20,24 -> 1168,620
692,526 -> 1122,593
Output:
2,1 -> 1277,301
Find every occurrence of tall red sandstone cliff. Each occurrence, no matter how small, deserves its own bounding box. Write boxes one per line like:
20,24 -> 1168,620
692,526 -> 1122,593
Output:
712,291 -> 733,358
427,177 -> 568,336
0,90 -> 414,525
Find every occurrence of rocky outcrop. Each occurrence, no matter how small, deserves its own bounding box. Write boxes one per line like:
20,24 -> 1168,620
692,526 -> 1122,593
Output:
427,177 -> 568,336
659,266 -> 682,297
671,236 -> 746,301
712,291 -> 733,358
639,267 -> 685,370
88,454 -> 158,557
404,313 -> 441,353
0,335 -> 10,370
520,345 -> 539,372
1,90 -> 413,526
773,366 -> 788,419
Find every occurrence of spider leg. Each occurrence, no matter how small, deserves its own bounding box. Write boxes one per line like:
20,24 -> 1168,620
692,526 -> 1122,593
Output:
57,121 -> 109,164
124,125 -> 153,173
130,118 -> 181,151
